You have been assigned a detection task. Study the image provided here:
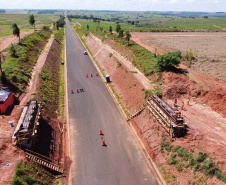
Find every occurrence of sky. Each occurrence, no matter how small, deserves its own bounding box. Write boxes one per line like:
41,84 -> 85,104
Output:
1,0 -> 226,12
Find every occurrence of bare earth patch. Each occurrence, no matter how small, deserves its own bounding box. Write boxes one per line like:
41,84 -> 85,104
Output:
0,30 -> 34,52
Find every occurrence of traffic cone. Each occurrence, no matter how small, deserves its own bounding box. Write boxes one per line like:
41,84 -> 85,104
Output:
77,88 -> 79,93
99,129 -> 103,135
101,137 -> 106,146
91,73 -> 93,77
96,72 -> 98,76
86,74 -> 88,78
71,89 -> 74,94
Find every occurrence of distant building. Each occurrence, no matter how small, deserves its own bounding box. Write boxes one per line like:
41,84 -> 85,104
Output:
0,89 -> 14,114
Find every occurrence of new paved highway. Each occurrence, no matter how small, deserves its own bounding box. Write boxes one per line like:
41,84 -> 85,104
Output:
65,19 -> 159,185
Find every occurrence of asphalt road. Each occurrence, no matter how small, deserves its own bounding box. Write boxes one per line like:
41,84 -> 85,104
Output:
66,19 -> 159,185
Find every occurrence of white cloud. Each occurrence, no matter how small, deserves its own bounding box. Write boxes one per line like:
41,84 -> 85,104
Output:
169,0 -> 177,4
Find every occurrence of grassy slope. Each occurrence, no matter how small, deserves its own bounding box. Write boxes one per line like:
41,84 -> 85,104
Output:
1,30 -> 52,93
0,14 -> 58,37
38,29 -> 64,118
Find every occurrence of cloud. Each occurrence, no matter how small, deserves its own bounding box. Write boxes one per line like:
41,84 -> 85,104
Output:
169,0 -> 177,3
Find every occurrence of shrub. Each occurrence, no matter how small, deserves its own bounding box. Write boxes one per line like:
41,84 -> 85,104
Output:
172,145 -> 182,152
185,51 -> 193,61
167,158 -> 178,165
216,171 -> 226,182
144,89 -> 153,99
176,163 -> 185,172
200,160 -> 218,176
171,154 -> 177,158
15,168 -> 26,176
24,175 -> 38,184
109,53 -> 113,57
196,152 -> 208,163
11,176 -> 26,185
157,51 -> 181,71
165,144 -> 173,152
117,61 -> 122,67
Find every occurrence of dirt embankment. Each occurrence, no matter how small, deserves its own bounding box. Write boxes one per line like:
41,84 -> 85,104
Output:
0,34 -> 64,184
83,33 -> 226,184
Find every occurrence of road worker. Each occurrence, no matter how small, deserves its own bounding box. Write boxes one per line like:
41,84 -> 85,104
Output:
187,97 -> 190,106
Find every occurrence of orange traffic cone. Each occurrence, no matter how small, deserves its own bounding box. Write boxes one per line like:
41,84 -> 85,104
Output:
96,72 -> 98,76
76,88 -> 79,93
71,89 -> 74,94
101,137 -> 106,146
99,129 -> 103,135
91,73 -> 93,77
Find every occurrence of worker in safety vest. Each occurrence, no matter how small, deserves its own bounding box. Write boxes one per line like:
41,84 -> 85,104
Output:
187,97 -> 190,106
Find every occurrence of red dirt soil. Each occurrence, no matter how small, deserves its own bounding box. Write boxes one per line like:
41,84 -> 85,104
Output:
84,33 -> 226,184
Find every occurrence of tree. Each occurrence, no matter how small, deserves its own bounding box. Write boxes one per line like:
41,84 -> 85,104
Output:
12,23 -> 20,43
116,23 -> 121,33
118,29 -> 124,38
125,31 -> 131,44
109,26 -> 112,34
157,51 -> 181,71
29,14 -> 36,31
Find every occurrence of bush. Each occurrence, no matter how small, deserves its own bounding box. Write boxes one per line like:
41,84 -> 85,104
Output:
157,51 -> 181,71
176,163 -> 185,172
216,171 -> 226,182
11,176 -> 26,185
165,144 -> 173,152
200,160 -> 218,176
172,145 -> 182,152
144,89 -> 153,99
109,53 -> 113,57
196,152 -> 208,163
167,158 -> 178,165
15,168 -> 26,176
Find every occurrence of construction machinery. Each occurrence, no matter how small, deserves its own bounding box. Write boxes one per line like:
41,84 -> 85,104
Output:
147,95 -> 187,137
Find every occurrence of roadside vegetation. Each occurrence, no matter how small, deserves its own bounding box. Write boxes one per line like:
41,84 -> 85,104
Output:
159,135 -> 226,184
11,160 -> 55,185
0,29 -> 52,93
38,28 -> 64,118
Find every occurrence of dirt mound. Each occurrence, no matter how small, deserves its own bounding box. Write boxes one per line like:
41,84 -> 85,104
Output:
161,71 -> 226,117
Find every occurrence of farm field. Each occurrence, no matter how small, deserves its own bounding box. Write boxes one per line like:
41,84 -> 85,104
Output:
0,14 -> 58,37
130,32 -> 226,81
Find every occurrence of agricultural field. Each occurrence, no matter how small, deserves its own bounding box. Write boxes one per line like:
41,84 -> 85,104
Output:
130,32 -> 226,81
160,17 -> 226,30
68,10 -> 226,30
0,14 -> 59,37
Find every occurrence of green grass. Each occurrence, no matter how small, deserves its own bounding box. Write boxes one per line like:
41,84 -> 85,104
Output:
0,14 -> 58,37
38,29 -> 64,118
161,17 -> 226,30
1,30 -> 51,93
11,161 -> 55,185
